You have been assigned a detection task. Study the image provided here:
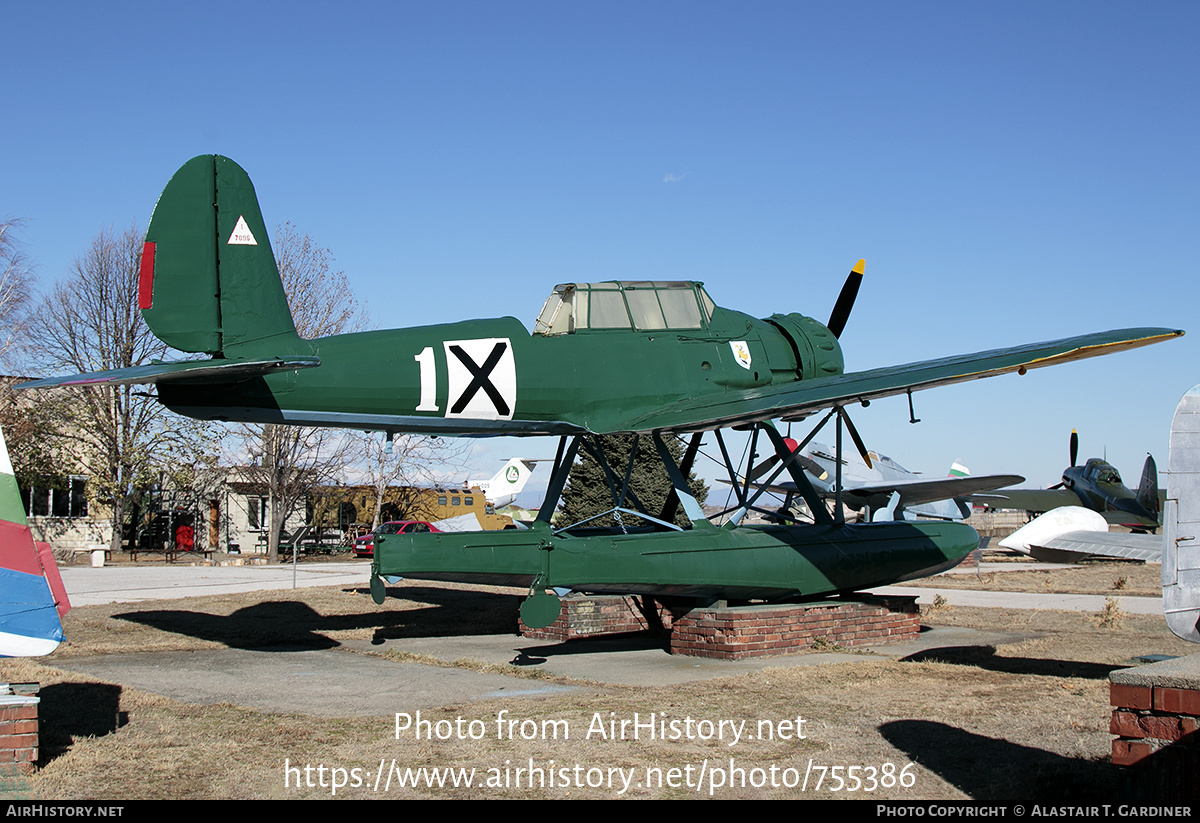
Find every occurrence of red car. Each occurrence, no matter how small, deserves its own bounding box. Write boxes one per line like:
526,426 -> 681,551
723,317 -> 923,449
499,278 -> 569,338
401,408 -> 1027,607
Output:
353,521 -> 438,557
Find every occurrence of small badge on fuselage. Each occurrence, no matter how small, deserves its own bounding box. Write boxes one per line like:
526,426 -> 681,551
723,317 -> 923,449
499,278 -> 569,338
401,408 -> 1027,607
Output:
730,340 -> 752,370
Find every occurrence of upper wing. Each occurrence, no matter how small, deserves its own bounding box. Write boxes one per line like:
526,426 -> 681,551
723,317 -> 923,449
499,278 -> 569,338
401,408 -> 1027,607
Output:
625,327 -> 1183,433
748,473 -> 1024,506
844,474 -> 1026,507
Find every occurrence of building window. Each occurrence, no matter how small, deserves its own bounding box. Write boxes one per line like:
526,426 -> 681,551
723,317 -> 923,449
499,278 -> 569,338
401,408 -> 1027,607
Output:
23,477 -> 88,518
247,496 -> 268,530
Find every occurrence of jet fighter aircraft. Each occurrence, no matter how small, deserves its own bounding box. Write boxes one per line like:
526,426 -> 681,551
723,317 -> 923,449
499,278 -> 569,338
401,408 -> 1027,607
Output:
17,155 -> 1184,627
473,458 -> 540,509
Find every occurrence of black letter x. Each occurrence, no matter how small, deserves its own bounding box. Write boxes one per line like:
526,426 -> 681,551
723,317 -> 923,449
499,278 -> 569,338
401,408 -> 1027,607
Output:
449,342 -> 510,415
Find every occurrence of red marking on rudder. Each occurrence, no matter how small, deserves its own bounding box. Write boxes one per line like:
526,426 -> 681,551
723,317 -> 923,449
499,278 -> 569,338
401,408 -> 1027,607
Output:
138,242 -> 155,309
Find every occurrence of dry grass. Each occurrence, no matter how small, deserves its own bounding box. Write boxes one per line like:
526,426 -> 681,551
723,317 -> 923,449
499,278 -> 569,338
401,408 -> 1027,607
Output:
898,556 -> 1162,597
2,562 -> 1194,800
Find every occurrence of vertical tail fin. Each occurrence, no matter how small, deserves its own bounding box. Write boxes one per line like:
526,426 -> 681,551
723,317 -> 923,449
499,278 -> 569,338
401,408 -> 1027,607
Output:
480,459 -> 540,507
1137,453 -> 1160,520
140,155 -> 301,356
0,426 -> 68,657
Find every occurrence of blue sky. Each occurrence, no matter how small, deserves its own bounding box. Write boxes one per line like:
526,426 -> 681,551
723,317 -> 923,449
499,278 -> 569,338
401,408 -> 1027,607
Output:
4,1 -> 1197,505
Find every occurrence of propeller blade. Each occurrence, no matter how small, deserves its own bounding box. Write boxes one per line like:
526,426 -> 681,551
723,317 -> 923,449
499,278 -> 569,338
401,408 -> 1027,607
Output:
796,454 -> 828,481
826,259 -> 865,339
747,437 -> 801,481
1069,429 -> 1078,468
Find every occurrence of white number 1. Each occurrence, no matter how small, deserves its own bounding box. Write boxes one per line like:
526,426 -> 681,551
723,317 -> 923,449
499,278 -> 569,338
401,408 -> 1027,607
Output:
414,347 -> 439,411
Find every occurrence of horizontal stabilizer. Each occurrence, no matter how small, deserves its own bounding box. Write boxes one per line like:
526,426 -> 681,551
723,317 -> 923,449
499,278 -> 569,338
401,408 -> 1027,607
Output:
16,356 -> 321,390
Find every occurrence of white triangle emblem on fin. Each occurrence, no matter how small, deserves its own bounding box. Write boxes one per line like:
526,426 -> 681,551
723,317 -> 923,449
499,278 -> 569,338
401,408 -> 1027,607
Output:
227,215 -> 258,246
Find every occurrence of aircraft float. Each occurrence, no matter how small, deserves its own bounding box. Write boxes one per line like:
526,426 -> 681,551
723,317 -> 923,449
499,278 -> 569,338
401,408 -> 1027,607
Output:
18,155 -> 1184,628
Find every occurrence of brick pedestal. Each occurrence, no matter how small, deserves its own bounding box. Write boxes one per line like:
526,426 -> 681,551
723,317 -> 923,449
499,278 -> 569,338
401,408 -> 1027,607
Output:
520,593 -> 919,659
520,595 -> 668,640
1109,655 -> 1200,803
0,694 -> 39,773
669,596 -> 919,660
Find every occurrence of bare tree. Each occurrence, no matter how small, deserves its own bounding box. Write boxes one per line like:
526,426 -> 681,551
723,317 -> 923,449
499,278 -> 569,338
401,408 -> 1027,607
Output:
0,217 -> 36,367
349,432 -> 467,529
25,224 -> 216,553
234,222 -> 369,561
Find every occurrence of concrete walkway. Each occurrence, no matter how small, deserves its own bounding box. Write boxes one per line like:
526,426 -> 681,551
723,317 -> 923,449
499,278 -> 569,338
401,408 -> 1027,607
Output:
58,559 -> 1165,615
59,560 -> 371,607
870,585 -> 1163,615
42,559 -> 1169,716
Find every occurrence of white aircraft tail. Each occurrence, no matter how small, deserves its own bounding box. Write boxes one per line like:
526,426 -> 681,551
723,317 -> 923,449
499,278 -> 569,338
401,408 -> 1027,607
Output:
478,458 -> 540,507
1165,386 -> 1200,643
947,460 -> 970,478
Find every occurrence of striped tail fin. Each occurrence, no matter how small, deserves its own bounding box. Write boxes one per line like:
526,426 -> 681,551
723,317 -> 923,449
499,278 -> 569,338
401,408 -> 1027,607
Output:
0,426 -> 69,657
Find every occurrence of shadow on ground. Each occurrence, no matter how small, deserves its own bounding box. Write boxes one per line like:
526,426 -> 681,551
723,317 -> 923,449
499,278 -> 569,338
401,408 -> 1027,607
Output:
36,682 -> 126,765
114,585 -> 523,650
880,719 -> 1127,802
902,646 -> 1124,680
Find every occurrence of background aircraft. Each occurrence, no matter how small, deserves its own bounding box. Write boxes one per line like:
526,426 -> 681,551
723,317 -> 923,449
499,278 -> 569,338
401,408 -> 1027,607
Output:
0,427 -> 70,657
728,439 -> 1023,523
997,506 -> 1163,564
473,458 -> 540,508
973,431 -> 1161,531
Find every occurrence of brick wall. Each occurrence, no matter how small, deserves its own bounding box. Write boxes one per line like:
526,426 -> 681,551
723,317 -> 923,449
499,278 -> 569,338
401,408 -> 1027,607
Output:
0,695 -> 39,773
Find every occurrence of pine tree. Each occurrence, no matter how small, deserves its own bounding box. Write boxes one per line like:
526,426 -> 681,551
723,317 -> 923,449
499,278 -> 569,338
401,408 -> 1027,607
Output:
557,434 -> 708,529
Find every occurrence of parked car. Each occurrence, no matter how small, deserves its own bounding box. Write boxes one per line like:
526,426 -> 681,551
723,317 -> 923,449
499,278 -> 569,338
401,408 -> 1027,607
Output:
353,521 -> 439,557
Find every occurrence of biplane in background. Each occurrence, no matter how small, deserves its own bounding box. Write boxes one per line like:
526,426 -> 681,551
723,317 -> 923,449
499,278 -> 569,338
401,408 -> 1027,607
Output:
721,438 -> 1023,523
17,155 -> 1184,627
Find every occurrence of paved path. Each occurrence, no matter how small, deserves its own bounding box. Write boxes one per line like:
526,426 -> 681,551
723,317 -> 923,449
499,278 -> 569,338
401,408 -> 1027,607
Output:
869,585 -> 1163,615
58,559 -> 1164,614
44,560 -> 1170,718
59,561 -> 372,607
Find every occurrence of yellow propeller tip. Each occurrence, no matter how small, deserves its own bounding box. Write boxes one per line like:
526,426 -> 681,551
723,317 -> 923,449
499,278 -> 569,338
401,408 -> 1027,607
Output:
852,259 -> 865,275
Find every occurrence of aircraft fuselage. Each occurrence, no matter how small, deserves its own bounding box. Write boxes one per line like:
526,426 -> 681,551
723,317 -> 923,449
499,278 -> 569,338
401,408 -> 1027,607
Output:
1061,458 -> 1157,528
157,299 -> 843,437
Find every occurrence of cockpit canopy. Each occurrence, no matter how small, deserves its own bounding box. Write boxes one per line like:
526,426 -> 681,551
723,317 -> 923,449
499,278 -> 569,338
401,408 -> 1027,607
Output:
534,281 -> 716,335
1084,459 -> 1123,485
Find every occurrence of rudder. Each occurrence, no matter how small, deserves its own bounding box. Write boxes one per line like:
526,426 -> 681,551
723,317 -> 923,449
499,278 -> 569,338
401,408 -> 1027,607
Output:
139,155 -> 300,356
1137,453 -> 1160,520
